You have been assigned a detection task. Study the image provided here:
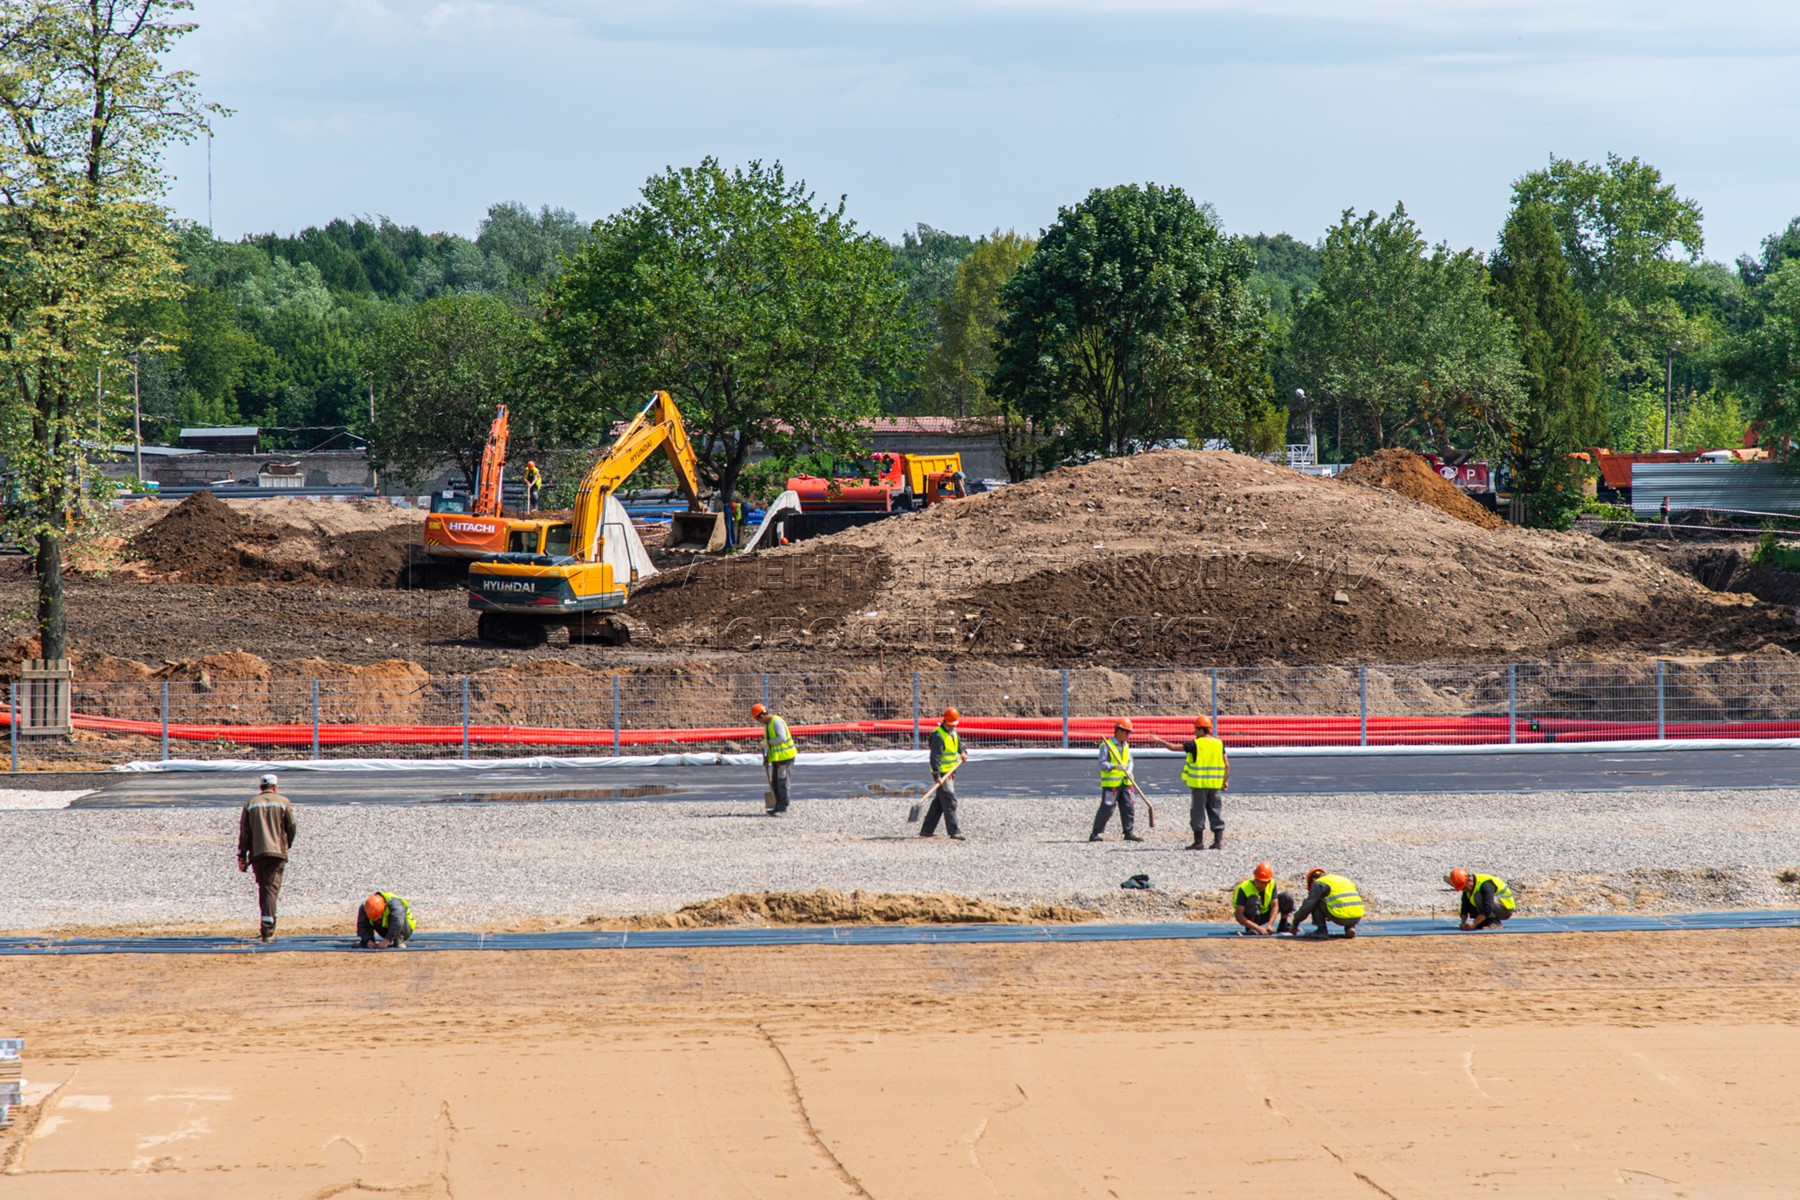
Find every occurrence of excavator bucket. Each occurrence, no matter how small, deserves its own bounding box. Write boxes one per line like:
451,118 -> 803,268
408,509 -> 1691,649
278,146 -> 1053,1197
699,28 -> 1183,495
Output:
666,511 -> 726,552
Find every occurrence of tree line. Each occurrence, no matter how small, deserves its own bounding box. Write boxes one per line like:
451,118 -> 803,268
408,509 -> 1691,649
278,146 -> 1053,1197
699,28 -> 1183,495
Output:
7,2 -> 1800,667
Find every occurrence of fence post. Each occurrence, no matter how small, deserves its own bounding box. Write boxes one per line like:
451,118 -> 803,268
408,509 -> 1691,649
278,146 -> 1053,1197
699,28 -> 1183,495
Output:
762,673 -> 770,710
1060,668 -> 1070,749
461,677 -> 471,760
1656,661 -> 1666,741
1210,667 -> 1219,727
1358,665 -> 1368,748
8,682 -> 16,773
1507,664 -> 1517,745
612,675 -> 621,758
161,681 -> 170,762
310,680 -> 320,761
911,671 -> 921,750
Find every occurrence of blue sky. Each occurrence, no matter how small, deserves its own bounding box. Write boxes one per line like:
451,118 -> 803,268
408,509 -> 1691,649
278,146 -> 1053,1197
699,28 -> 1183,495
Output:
163,1 -> 1800,263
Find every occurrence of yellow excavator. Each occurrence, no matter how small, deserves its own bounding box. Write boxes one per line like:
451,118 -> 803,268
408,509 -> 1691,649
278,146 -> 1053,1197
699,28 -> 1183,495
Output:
466,391 -> 722,646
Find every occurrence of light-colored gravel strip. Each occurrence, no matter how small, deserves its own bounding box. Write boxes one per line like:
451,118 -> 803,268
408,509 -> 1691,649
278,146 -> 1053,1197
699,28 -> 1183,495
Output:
2,788 -> 1799,932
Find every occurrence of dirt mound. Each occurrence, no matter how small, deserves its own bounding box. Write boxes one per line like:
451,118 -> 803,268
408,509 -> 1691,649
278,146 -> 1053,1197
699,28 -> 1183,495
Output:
619,449 -> 1787,665
124,491 -> 416,587
609,889 -> 1098,929
1338,449 -> 1508,530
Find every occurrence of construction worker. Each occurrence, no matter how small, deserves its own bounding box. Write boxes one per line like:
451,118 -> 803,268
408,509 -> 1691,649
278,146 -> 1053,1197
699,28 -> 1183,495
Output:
357,892 -> 415,949
236,773 -> 297,942
1146,715 -> 1228,849
1088,718 -> 1143,842
523,460 -> 543,512
1289,868 -> 1365,938
920,707 -> 967,840
1447,867 -> 1516,930
1232,862 -> 1294,935
752,702 -> 796,815
726,497 -> 745,549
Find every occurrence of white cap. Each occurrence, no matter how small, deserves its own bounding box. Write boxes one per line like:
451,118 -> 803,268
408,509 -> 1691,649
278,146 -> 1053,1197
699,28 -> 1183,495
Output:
259,773 -> 278,788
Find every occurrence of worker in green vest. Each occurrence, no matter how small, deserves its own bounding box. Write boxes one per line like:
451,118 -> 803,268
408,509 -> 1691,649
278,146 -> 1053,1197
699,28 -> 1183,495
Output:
1088,718 -> 1143,842
523,460 -> 543,511
358,892 -> 415,949
1232,862 -> 1294,935
1447,867 -> 1516,930
1290,868 -> 1365,938
752,701 -> 797,815
919,707 -> 967,840
1147,715 -> 1229,850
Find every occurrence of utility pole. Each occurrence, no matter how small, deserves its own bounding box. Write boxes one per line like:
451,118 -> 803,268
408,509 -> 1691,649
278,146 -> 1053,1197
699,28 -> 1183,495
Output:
1663,341 -> 1681,450
130,350 -> 143,482
368,377 -> 378,494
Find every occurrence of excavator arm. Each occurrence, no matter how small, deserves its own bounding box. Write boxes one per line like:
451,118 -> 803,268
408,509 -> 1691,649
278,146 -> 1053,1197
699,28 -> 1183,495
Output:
473,405 -> 509,517
569,391 -> 709,561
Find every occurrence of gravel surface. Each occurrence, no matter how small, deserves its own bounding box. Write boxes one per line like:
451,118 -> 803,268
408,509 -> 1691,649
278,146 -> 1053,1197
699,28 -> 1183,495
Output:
3,788 -> 1799,932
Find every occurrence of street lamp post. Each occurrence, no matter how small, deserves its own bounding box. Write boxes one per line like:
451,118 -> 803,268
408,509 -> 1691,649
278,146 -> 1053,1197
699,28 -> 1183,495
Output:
1663,340 -> 1681,450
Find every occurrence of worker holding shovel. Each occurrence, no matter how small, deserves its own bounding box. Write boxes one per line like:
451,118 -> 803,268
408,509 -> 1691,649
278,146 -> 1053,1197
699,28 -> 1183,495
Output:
752,702 -> 797,816
917,707 -> 967,840
1089,718 -> 1147,842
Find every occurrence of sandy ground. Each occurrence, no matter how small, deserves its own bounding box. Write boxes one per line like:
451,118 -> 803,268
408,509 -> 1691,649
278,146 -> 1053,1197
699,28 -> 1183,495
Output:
4,930 -> 1800,1196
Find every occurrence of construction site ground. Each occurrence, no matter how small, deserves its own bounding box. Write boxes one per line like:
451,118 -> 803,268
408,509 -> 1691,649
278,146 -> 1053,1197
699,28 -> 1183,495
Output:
5,451 -> 1800,689
4,929 -> 1799,1196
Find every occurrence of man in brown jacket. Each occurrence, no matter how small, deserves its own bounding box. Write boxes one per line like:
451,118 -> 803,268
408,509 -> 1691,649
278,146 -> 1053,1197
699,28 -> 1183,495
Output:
237,773 -> 298,941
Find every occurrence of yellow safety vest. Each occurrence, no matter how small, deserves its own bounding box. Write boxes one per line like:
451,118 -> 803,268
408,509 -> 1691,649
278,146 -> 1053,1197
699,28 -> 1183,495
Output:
764,715 -> 797,763
1100,738 -> 1133,787
932,727 -> 961,776
1470,873 -> 1516,912
373,892 -> 417,936
1183,736 -> 1226,788
1233,878 -> 1275,914
1317,874 -> 1365,920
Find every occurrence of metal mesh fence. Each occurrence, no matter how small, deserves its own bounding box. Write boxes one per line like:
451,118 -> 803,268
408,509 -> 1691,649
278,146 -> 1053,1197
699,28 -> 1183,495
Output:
9,659 -> 1800,770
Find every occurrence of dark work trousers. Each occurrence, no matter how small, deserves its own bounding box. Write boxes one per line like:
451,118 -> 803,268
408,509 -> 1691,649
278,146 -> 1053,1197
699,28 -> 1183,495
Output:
920,776 -> 959,837
1311,907 -> 1360,935
1189,788 -> 1224,836
250,856 -> 285,933
1243,891 -> 1296,929
769,761 -> 793,813
1090,785 -> 1137,839
357,909 -> 412,947
1467,893 -> 1514,925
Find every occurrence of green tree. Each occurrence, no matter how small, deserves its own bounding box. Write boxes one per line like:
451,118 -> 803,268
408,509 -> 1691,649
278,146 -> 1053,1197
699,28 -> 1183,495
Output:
922,230 -> 1048,478
1728,258 -> 1800,446
547,158 -> 914,513
887,224 -> 976,413
0,0 -> 216,659
1245,232 -> 1321,317
1511,154 -> 1704,393
992,183 -> 1271,461
1490,200 -> 1606,527
1289,204 -> 1523,457
364,294 -> 537,490
474,201 -> 587,300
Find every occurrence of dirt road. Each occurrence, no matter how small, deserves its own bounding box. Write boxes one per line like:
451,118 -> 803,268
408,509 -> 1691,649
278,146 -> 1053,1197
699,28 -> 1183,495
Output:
5,929 -> 1798,1196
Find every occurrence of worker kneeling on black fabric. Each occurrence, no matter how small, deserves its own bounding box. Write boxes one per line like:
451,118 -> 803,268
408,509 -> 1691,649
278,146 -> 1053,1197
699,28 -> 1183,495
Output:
1289,868 -> 1364,938
358,892 -> 415,949
1447,868 -> 1515,930
1232,862 -> 1294,935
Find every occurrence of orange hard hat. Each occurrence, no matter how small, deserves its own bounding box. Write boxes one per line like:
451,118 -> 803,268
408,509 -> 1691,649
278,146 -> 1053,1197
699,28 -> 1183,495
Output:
1306,868 -> 1325,887
942,707 -> 960,725
1114,717 -> 1133,732
1253,862 -> 1273,883
751,702 -> 768,719
527,460 -> 536,467
364,894 -> 387,920
1446,867 -> 1471,891
1194,714 -> 1213,731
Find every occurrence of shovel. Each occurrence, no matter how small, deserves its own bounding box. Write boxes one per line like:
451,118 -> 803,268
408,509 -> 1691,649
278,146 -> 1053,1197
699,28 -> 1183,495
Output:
907,759 -> 963,824
1125,773 -> 1156,830
763,763 -> 776,812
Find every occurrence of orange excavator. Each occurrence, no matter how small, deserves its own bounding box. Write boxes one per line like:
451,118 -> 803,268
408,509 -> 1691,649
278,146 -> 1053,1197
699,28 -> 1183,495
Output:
421,406 -> 557,565
466,391 -> 723,646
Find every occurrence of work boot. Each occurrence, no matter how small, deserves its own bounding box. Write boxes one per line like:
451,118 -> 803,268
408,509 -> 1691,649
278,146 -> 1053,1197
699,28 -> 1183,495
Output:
1124,834 -> 1144,843
948,833 -> 966,841
1210,829 -> 1223,850
1276,918 -> 1292,934
1186,838 -> 1205,850
1088,834 -> 1103,842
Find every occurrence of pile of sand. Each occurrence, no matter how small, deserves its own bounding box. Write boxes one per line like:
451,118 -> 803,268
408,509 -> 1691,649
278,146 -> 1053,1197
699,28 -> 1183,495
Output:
609,890 -> 1098,929
626,449 -> 1775,665
124,492 -> 418,587
1338,448 -> 1507,530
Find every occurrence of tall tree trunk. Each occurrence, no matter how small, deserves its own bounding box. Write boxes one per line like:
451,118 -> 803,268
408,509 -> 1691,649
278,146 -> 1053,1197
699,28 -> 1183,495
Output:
36,532 -> 66,661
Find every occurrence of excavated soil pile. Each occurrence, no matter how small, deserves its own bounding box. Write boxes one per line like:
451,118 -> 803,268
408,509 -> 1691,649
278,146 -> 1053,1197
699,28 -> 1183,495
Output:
1337,448 -> 1508,530
125,492 -> 416,587
623,449 -> 1794,665
608,889 -> 1098,929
